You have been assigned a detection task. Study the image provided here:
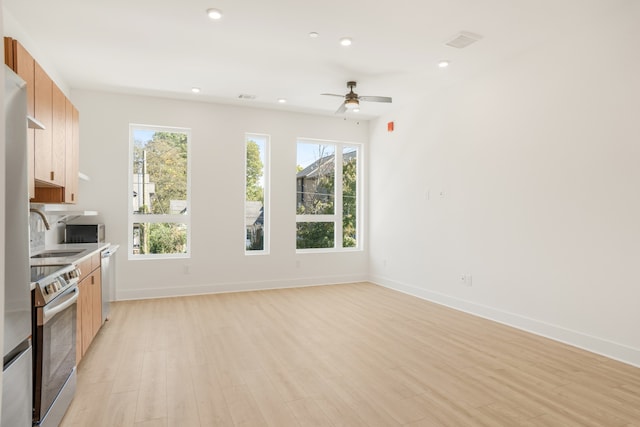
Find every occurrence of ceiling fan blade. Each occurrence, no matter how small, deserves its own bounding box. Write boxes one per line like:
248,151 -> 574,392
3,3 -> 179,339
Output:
359,96 -> 392,103
335,102 -> 347,114
321,93 -> 345,98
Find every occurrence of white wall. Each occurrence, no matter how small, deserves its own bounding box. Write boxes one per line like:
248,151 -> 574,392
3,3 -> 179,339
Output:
71,91 -> 369,299
369,1 -> 640,367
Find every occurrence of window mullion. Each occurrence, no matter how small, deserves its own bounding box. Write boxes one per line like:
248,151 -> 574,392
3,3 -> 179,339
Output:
334,145 -> 344,248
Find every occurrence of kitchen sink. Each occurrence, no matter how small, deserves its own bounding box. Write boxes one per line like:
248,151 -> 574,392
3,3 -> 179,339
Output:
30,250 -> 84,259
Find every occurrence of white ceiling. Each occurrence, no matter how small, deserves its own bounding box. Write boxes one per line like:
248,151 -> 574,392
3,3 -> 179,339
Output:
3,0 -> 614,119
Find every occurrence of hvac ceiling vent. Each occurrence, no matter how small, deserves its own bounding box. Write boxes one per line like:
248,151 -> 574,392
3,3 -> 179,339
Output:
238,94 -> 257,100
446,31 -> 483,49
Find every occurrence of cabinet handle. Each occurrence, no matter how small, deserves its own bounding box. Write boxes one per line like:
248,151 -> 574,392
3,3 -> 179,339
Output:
91,275 -> 94,285
50,171 -> 55,181
71,193 -> 75,202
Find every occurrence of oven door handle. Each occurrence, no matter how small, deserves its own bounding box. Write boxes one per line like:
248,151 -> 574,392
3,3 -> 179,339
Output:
43,287 -> 79,325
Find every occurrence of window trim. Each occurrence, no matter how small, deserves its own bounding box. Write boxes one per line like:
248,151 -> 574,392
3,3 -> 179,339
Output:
244,133 -> 270,255
296,138 -> 363,253
128,124 -> 192,260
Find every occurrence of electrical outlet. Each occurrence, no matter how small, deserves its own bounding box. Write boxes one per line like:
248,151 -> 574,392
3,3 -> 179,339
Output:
460,274 -> 472,286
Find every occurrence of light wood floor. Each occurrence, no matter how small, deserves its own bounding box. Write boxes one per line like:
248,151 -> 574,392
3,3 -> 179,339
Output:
60,282 -> 640,426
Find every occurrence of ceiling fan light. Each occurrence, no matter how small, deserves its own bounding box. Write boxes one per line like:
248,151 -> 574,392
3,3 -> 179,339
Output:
345,99 -> 359,109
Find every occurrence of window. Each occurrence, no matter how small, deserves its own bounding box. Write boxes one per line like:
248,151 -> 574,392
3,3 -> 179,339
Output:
245,134 -> 269,254
129,125 -> 190,258
296,140 -> 361,251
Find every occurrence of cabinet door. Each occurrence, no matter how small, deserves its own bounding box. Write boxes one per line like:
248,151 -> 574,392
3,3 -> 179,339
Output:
80,278 -> 93,356
64,99 -> 79,203
51,84 -> 66,186
34,62 -> 53,183
76,281 -> 84,364
12,40 -> 36,198
91,272 -> 102,337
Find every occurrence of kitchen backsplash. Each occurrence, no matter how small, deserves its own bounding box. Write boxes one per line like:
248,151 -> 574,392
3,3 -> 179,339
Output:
29,212 -> 66,254
29,212 -> 46,254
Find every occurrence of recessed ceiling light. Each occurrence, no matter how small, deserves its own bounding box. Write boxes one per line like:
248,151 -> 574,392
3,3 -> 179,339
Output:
277,98 -> 287,104
191,87 -> 201,93
308,32 -> 319,38
206,8 -> 222,20
339,37 -> 353,47
438,60 -> 450,68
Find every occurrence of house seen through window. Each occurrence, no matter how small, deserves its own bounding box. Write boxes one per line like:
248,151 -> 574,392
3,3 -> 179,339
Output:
129,125 -> 190,258
245,134 -> 269,254
296,140 -> 360,250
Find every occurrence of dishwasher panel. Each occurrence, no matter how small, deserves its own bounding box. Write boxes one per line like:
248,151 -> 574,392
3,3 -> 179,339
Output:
100,245 -> 119,323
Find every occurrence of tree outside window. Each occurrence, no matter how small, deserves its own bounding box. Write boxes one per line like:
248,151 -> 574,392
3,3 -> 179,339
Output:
129,125 -> 190,258
245,134 -> 269,253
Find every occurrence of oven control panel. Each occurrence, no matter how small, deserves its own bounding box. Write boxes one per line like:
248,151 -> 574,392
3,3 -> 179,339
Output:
43,278 -> 63,295
32,264 -> 81,307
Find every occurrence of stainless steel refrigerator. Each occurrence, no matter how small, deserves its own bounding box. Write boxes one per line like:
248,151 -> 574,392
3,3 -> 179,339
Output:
2,66 -> 33,426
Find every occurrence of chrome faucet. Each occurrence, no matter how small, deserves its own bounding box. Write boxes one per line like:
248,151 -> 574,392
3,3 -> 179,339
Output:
30,208 -> 51,230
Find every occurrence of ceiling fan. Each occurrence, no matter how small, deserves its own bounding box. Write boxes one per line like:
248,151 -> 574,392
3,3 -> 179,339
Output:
322,81 -> 392,114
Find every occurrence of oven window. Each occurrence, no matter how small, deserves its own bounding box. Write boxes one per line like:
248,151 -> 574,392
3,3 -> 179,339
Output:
39,303 -> 76,417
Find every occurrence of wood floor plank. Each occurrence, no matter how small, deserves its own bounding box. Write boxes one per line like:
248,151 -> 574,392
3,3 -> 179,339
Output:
241,369 -> 301,426
134,350 -> 167,423
287,398 -> 336,426
189,363 -> 235,426
101,390 -> 138,427
60,282 -> 640,426
221,384 -> 268,426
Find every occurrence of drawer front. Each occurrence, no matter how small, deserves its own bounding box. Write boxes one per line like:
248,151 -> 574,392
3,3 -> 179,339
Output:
77,258 -> 92,282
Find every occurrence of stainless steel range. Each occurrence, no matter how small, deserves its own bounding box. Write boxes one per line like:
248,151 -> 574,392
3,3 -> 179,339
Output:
31,264 -> 81,427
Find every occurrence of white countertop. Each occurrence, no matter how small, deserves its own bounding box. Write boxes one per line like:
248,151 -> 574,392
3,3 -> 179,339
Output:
30,242 -> 112,267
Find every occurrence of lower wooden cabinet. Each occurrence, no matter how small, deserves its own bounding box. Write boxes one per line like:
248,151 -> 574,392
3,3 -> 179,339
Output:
75,253 -> 102,364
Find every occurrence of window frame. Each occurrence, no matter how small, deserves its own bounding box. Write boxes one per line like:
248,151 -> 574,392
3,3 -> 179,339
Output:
128,124 -> 192,260
296,138 -> 363,253
244,133 -> 270,255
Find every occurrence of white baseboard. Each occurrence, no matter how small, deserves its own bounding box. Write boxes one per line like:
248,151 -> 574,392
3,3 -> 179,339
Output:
370,274 -> 640,368
116,273 -> 367,301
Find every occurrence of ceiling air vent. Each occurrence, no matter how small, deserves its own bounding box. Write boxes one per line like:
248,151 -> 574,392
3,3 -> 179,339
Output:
445,31 -> 483,49
238,94 -> 256,100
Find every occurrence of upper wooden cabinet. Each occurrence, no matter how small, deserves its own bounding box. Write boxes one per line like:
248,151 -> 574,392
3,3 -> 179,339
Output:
5,37 -> 80,203
33,62 -> 54,183
65,100 -> 79,203
50,77 -> 66,186
8,39 -> 36,198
